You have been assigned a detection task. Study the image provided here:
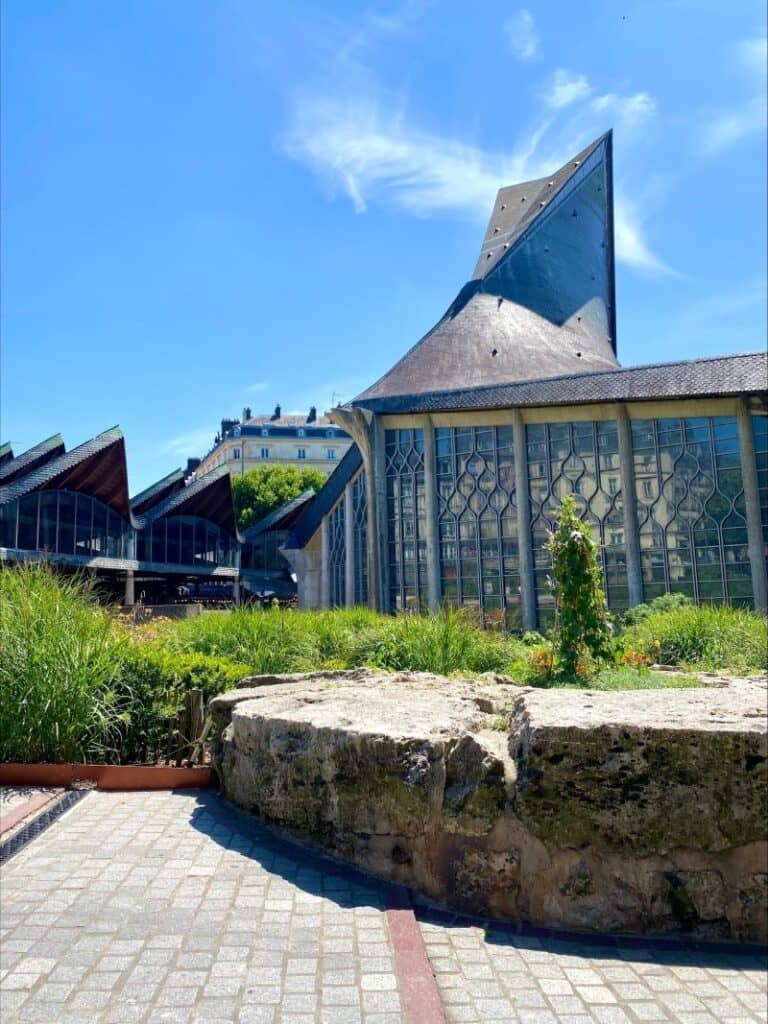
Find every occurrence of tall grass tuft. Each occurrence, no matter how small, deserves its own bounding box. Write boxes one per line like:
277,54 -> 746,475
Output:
624,602 -> 767,672
0,564 -> 128,763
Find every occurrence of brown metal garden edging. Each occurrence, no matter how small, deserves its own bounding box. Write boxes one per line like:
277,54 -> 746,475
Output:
0,763 -> 212,790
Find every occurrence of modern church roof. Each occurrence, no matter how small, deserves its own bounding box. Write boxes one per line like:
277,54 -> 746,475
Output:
353,133 -> 619,404
0,434 -> 65,485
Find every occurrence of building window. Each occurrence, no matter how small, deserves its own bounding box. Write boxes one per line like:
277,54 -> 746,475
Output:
261,448 -> 269,459
261,429 -> 269,437
326,449 -> 336,460
352,472 -> 368,606
326,430 -> 335,438
297,448 -> 306,460
435,425 -> 519,629
231,448 -> 241,460
328,499 -> 346,607
527,419 -> 627,626
632,416 -> 750,605
385,428 -> 426,612
298,428 -> 305,438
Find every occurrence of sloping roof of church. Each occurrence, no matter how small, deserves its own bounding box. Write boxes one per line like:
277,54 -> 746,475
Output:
132,465 -> 240,538
0,434 -> 65,484
0,427 -> 132,519
353,133 -> 618,404
351,351 -> 768,415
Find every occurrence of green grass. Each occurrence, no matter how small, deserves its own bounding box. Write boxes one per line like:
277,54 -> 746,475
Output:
1,565 -> 765,765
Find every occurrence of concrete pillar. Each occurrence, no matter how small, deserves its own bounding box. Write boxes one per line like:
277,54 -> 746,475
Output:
420,415 -> 441,612
344,483 -> 355,607
615,404 -> 644,608
512,410 -> 537,632
737,399 -> 767,613
320,515 -> 331,608
123,570 -> 135,607
232,576 -> 241,605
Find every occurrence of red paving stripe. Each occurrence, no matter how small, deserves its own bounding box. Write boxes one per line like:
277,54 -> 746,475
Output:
0,789 -> 63,836
386,903 -> 446,1024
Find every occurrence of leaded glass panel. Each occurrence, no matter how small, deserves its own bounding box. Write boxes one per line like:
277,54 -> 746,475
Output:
385,428 -> 426,612
631,416 -> 750,604
352,471 -> 368,606
328,498 -> 346,607
527,420 -> 627,625
435,425 -> 520,628
0,489 -> 130,560
753,414 -> 768,554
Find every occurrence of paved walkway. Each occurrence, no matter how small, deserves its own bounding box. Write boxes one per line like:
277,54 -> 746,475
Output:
1,791 -> 766,1024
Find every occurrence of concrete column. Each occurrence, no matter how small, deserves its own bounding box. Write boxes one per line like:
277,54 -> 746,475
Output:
232,576 -> 241,605
320,515 -> 331,608
615,404 -> 644,608
344,483 -> 355,607
737,400 -> 767,613
512,410 -> 537,632
123,570 -> 135,607
420,415 -> 441,612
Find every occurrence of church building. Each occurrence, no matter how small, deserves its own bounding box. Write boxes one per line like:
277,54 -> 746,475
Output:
282,132 -> 768,626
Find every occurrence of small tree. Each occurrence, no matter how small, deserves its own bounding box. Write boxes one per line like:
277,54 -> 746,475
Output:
232,465 -> 328,530
546,494 -> 612,677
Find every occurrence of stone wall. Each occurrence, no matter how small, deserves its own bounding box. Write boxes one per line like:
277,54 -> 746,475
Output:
211,671 -> 767,942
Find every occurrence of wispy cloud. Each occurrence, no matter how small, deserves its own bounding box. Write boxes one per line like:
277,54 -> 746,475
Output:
286,95 -> 673,275
504,9 -> 539,61
162,428 -> 213,458
545,69 -> 592,109
591,92 -> 656,133
246,380 -> 270,394
700,36 -> 767,154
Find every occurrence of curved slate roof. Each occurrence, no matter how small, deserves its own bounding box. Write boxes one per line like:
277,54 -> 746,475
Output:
0,427 -> 132,519
242,490 -> 316,541
285,446 -> 362,550
354,133 -> 618,403
131,465 -> 240,538
352,351 -> 768,415
0,443 -> 14,467
131,469 -> 185,517
0,434 -> 65,484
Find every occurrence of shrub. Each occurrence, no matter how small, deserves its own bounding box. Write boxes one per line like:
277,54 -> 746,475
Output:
546,495 -> 612,678
115,646 -> 249,763
0,565 -> 128,763
620,592 -> 693,628
624,603 -> 767,672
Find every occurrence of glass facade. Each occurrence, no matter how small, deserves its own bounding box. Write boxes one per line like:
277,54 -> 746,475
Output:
527,420 -> 627,625
241,531 -> 291,573
435,425 -> 521,627
385,429 -> 426,612
753,414 -> 768,552
0,490 -> 132,559
351,472 -> 368,606
631,416 -> 750,603
328,499 -> 346,607
135,515 -> 238,568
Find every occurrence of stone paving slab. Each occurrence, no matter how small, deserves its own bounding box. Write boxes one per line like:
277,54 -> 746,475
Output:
1,790 -> 404,1024
419,914 -> 767,1024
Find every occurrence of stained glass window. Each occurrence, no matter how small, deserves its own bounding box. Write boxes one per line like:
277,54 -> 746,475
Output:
385,429 -> 426,612
352,472 -> 368,606
328,499 -> 346,607
435,425 -> 520,628
527,420 -> 627,625
631,417 -> 750,603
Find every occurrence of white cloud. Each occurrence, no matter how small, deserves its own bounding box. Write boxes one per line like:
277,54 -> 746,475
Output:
246,380 -> 270,394
162,428 -> 213,458
504,9 -> 539,61
700,36 -> 767,154
286,96 -> 673,276
545,69 -> 592,109
591,92 -> 656,133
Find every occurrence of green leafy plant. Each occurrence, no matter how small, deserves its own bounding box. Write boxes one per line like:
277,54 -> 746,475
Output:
546,494 -> 612,679
232,464 -> 328,530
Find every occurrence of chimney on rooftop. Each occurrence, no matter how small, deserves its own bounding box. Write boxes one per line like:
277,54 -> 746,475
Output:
242,407 -> 252,422
271,404 -> 281,421
307,406 -> 317,424
185,457 -> 200,475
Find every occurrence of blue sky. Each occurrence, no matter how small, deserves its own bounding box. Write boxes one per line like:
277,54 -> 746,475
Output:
2,0 -> 766,493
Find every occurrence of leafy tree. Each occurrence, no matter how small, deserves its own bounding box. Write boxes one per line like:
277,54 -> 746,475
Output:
232,464 -> 327,530
546,494 -> 612,678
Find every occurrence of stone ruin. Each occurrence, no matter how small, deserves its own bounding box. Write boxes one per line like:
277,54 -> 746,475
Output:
211,670 -> 767,942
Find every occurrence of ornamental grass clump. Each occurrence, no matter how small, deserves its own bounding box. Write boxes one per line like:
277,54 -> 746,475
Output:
0,564 -> 128,763
546,494 -> 612,679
